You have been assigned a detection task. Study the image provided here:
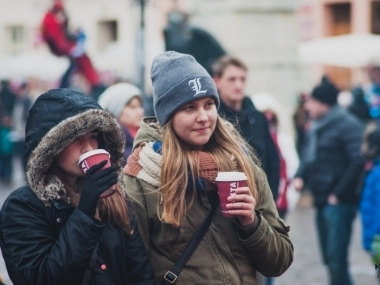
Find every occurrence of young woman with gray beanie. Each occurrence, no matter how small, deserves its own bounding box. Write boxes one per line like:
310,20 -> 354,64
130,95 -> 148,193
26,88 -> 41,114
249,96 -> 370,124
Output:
123,51 -> 294,284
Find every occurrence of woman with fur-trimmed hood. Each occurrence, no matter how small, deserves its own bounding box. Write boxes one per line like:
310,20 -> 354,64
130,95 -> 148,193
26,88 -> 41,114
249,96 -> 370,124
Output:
0,89 -> 154,284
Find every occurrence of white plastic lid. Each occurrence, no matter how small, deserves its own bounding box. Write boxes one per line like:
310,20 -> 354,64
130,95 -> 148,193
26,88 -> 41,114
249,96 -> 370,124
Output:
78,149 -> 110,164
215,172 -> 247,182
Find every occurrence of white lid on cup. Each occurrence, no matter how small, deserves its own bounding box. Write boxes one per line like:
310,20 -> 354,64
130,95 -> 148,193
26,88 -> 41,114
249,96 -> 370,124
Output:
78,149 -> 110,165
215,172 -> 247,182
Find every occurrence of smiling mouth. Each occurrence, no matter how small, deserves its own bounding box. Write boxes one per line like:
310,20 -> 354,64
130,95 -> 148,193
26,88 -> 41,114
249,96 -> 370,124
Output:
193,127 -> 209,132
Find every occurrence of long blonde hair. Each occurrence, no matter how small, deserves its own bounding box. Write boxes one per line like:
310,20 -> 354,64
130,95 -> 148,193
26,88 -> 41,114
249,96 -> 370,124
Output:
160,116 -> 260,227
98,186 -> 131,233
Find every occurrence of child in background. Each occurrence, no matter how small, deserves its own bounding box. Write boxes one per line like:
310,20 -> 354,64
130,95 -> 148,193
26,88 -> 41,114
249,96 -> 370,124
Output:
98,83 -> 144,165
360,121 -> 380,283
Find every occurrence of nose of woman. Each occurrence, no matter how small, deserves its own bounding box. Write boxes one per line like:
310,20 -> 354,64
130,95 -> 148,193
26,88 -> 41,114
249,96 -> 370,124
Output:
81,137 -> 97,154
196,108 -> 209,123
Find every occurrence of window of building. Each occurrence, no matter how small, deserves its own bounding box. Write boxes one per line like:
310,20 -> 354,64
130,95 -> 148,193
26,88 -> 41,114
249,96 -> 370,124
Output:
6,25 -> 25,54
372,1 -> 380,35
9,26 -> 24,44
97,20 -> 118,51
328,3 -> 351,36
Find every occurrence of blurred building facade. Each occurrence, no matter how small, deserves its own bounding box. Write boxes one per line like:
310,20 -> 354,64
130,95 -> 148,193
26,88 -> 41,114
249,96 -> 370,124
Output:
0,0 -> 305,123
299,0 -> 380,89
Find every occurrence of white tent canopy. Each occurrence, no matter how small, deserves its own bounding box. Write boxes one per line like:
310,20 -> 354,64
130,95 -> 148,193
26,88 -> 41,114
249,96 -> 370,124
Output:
0,52 -> 69,81
297,33 -> 380,68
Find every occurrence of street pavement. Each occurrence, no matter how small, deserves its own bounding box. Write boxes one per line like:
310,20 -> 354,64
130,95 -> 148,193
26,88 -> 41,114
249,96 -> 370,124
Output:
277,193 -> 377,285
0,160 -> 377,284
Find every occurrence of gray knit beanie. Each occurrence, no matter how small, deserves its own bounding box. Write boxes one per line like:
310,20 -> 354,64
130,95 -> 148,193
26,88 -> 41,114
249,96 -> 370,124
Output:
98,83 -> 142,118
151,51 -> 220,126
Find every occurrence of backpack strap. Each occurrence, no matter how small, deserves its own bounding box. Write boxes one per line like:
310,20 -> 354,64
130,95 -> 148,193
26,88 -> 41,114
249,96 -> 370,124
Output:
162,193 -> 218,284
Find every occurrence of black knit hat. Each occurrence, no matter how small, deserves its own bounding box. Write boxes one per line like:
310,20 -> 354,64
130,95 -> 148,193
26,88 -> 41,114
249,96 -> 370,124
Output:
311,81 -> 339,106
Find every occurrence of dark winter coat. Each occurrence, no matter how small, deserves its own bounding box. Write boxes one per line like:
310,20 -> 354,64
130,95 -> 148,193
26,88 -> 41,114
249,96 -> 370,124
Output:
0,89 -> 154,285
295,107 -> 364,207
218,97 -> 280,199
122,126 -> 134,166
124,117 -> 293,284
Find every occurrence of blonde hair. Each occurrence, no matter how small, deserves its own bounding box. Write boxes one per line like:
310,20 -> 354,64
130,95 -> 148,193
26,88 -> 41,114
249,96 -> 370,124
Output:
160,116 -> 259,227
98,185 -> 131,233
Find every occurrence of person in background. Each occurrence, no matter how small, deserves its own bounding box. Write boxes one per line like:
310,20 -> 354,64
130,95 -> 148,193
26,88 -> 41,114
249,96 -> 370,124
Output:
348,86 -> 371,123
0,88 -> 154,284
0,80 -> 16,184
293,93 -> 310,160
0,116 -> 13,185
252,93 -> 300,285
0,80 -> 16,118
252,93 -> 300,219
360,121 -> 380,283
124,51 -> 293,284
293,79 -> 364,285
41,1 -> 102,97
212,56 -> 280,200
98,83 -> 144,165
364,66 -> 380,120
11,81 -> 32,174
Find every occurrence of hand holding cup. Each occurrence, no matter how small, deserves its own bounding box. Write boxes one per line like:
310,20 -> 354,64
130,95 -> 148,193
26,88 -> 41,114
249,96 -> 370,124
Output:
215,172 -> 256,227
226,187 -> 256,227
78,149 -> 117,198
78,160 -> 118,217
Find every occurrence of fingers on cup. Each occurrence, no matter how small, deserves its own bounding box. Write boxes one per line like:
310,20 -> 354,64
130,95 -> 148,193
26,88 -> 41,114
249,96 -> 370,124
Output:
97,172 -> 118,188
227,193 -> 255,204
87,160 -> 108,174
94,165 -> 116,179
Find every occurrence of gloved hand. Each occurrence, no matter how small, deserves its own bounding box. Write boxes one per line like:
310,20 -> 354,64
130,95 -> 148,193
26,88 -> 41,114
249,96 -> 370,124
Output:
78,160 -> 118,217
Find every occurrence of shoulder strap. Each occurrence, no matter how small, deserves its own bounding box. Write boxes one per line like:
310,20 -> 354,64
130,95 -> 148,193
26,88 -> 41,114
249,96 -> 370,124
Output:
162,193 -> 218,284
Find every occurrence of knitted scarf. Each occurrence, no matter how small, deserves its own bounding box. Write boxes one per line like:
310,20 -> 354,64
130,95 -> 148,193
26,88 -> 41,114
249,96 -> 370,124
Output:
124,141 -> 230,193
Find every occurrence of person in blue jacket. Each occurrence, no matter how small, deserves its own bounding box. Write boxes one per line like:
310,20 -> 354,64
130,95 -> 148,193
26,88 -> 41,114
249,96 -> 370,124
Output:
360,121 -> 380,283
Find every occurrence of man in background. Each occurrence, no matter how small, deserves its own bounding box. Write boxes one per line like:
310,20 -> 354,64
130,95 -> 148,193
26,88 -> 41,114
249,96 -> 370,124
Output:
213,56 -> 280,200
293,79 -> 364,285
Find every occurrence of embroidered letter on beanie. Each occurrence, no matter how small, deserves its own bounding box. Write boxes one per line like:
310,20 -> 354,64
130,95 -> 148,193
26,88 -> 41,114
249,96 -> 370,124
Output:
188,78 -> 207,96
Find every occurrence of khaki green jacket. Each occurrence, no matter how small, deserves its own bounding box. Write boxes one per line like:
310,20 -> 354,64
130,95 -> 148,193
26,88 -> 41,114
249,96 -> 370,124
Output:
124,117 -> 293,285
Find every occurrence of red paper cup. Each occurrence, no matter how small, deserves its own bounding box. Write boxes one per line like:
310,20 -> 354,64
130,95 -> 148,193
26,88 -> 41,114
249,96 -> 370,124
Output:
78,149 -> 116,198
215,172 -> 247,217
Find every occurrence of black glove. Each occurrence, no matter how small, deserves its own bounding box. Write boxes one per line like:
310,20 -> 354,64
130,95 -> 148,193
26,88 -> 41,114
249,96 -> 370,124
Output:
78,160 -> 118,217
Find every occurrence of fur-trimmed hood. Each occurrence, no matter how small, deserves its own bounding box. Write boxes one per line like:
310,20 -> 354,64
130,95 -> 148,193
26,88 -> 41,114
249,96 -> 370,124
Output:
25,89 -> 125,205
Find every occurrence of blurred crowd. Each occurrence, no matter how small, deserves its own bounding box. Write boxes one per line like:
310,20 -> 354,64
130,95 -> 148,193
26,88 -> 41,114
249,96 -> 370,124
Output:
2,58 -> 380,284
1,3 -> 380,284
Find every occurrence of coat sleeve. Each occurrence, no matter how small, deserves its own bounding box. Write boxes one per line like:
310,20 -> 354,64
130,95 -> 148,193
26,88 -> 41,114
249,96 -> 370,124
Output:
0,189 -> 104,285
238,165 -> 294,277
261,116 -> 280,200
124,200 -> 155,284
332,118 -> 364,200
123,174 -> 151,250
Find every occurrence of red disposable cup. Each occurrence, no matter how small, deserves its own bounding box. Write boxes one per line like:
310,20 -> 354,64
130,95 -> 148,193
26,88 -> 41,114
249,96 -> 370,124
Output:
78,149 -> 116,198
215,172 -> 248,217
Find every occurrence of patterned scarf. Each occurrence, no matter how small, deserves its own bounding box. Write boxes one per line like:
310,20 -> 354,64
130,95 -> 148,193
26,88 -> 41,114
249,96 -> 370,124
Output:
123,141 -> 230,193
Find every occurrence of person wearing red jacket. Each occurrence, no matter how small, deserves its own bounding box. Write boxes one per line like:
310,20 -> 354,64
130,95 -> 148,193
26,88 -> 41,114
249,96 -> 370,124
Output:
41,1 -> 100,92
